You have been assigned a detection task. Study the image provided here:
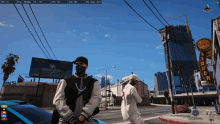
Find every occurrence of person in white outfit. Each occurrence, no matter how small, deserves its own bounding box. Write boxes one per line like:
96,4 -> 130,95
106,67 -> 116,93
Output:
121,74 -> 144,124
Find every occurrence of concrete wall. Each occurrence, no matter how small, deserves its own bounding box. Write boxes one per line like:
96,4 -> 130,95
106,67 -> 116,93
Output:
43,92 -> 56,107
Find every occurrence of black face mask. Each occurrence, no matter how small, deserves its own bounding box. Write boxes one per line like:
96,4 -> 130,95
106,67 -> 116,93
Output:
76,65 -> 86,76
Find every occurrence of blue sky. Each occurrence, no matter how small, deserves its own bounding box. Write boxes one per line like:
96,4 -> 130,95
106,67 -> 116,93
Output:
0,0 -> 219,91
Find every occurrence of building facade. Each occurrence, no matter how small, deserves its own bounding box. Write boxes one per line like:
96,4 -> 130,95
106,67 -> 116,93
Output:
211,15 -> 220,93
154,72 -> 169,95
161,25 -> 199,94
194,71 -> 216,92
100,76 -> 110,89
0,82 -> 57,107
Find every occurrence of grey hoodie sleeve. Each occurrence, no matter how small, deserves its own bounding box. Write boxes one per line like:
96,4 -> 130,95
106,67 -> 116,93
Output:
130,87 -> 142,103
53,79 -> 74,122
81,81 -> 102,118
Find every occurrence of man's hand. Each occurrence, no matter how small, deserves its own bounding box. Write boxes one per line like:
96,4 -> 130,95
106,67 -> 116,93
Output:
69,117 -> 76,124
73,115 -> 86,124
136,83 -> 141,97
79,115 -> 85,121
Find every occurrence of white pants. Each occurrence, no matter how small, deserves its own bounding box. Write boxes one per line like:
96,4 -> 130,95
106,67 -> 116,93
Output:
128,114 -> 144,124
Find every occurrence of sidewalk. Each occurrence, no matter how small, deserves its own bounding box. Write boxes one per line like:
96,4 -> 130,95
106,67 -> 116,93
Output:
158,108 -> 220,124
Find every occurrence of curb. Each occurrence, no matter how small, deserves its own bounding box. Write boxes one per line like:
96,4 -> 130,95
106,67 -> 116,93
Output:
158,117 -> 199,124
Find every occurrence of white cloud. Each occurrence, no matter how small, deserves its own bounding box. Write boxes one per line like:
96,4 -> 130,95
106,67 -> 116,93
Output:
158,51 -> 164,55
35,44 -> 37,45
0,22 -> 4,26
107,75 -> 113,82
83,39 -> 88,41
129,67 -> 132,69
99,50 -> 101,51
9,24 -> 13,27
94,74 -> 113,82
52,44 -> 53,46
104,34 -> 110,37
150,63 -> 158,68
140,54 -> 143,56
84,32 -> 89,34
94,74 -> 103,78
156,45 -> 163,49
141,59 -> 144,61
73,34 -> 76,37
73,30 -> 76,32
31,46 -> 32,47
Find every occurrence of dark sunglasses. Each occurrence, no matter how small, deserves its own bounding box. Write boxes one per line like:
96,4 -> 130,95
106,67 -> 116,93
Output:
75,62 -> 84,65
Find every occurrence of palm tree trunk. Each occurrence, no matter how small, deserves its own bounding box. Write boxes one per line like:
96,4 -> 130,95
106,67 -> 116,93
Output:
1,80 -> 6,93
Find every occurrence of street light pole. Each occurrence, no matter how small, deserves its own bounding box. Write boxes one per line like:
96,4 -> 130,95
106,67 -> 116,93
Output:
98,66 -> 116,110
105,69 -> 107,110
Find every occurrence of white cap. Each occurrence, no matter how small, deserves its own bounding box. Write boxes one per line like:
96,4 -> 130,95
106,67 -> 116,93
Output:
129,74 -> 138,80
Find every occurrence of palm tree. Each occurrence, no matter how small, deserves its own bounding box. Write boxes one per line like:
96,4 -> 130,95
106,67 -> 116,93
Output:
163,89 -> 169,105
1,53 -> 19,92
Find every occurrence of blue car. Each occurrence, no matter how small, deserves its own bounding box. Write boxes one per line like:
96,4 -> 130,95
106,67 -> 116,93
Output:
0,100 -> 108,124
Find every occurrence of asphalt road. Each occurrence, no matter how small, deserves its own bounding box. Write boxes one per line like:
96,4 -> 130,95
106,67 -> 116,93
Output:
43,105 -> 219,124
93,106 -> 172,124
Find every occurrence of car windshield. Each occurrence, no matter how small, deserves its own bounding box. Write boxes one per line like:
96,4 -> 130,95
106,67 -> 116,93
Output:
10,104 -> 52,124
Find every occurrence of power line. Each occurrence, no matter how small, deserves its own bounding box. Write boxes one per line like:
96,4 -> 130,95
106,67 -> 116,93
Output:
147,0 -> 181,62
124,0 -> 159,32
149,0 -> 170,26
29,4 -> 57,60
143,0 -> 166,26
11,1 -> 49,59
21,4 -> 53,59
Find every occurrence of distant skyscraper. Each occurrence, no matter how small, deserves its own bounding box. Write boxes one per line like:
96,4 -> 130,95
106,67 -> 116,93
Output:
100,76 -> 110,88
154,72 -> 169,95
162,25 -> 199,94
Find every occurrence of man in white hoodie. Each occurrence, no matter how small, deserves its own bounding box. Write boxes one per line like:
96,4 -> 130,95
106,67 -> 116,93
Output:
121,74 -> 144,124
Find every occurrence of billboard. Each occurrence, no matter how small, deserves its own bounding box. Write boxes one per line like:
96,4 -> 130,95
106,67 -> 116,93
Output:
29,57 -> 73,79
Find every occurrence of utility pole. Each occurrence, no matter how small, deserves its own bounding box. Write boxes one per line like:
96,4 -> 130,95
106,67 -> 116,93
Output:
176,62 -> 192,106
164,26 -> 175,114
189,76 -> 195,106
